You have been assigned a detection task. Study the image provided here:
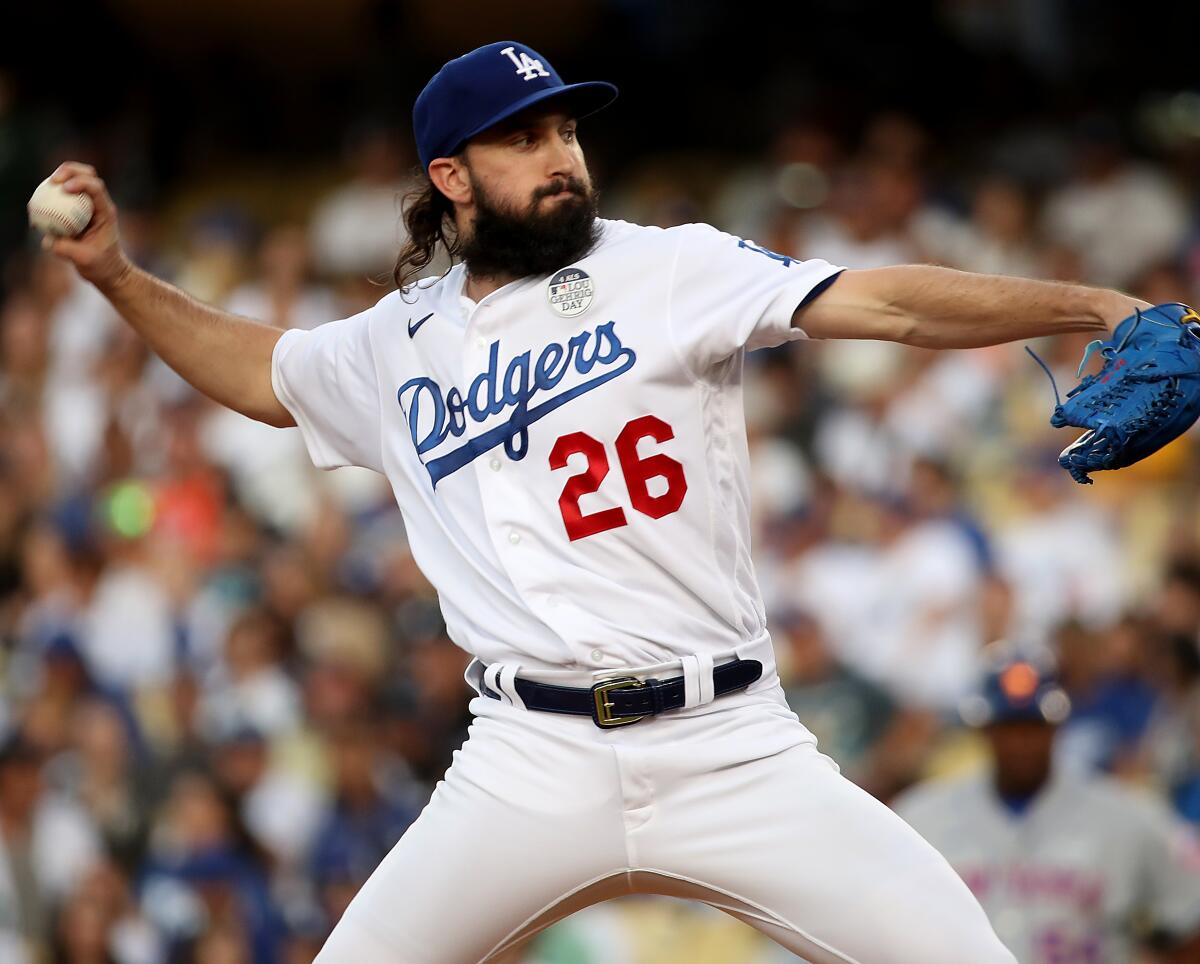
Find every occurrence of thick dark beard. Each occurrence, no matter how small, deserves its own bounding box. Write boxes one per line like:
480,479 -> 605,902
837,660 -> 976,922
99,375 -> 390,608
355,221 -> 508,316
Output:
460,175 -> 601,281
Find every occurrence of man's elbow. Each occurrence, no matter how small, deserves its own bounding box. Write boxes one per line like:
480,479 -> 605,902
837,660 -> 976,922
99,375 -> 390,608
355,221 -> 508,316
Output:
799,304 -> 918,343
258,408 -> 297,429
797,268 -> 918,342
244,395 -> 296,429
885,312 -> 922,345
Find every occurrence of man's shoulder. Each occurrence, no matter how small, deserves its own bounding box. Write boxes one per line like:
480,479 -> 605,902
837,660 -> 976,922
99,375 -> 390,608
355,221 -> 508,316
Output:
594,217 -> 664,250
594,218 -> 723,254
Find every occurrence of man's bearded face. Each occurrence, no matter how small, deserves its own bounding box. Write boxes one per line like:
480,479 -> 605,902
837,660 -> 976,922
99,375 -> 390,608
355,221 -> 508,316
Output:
459,170 -> 600,281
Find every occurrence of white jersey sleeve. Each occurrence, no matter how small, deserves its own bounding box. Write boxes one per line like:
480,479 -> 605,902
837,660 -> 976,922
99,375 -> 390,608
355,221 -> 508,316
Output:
665,223 -> 843,375
270,302 -> 384,473
1134,792 -> 1200,939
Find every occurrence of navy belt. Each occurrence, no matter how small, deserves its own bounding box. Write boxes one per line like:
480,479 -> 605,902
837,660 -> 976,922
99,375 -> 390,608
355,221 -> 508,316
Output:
481,658 -> 763,728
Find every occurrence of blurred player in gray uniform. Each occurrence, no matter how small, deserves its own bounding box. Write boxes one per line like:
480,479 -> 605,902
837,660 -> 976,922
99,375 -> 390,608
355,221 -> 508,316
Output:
894,655 -> 1200,962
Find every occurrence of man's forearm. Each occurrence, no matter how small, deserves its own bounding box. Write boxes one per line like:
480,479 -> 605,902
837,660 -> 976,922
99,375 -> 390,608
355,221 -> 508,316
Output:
102,263 -> 293,427
41,162 -> 294,426
884,266 -> 1141,348
800,265 -> 1147,348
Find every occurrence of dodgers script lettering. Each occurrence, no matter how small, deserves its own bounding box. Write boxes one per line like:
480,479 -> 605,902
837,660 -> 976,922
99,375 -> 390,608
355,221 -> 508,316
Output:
397,321 -> 637,487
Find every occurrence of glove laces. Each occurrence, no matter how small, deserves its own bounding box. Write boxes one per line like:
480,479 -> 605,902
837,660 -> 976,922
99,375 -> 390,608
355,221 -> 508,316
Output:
1025,308 -> 1145,408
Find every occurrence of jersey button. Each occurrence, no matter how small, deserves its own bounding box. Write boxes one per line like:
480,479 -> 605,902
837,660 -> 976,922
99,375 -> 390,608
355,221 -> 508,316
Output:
475,336 -> 487,349
508,530 -> 521,545
590,649 -> 605,662
489,457 -> 502,471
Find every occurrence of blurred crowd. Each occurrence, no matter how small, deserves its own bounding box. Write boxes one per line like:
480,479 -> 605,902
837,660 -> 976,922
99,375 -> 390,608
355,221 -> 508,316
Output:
2,61 -> 1200,964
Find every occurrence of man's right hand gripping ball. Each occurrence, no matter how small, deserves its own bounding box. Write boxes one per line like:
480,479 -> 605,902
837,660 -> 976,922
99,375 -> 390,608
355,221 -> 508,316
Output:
37,162 -> 130,291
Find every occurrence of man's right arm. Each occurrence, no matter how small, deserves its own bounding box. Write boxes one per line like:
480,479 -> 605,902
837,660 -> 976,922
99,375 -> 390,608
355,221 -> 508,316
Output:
42,162 -> 295,428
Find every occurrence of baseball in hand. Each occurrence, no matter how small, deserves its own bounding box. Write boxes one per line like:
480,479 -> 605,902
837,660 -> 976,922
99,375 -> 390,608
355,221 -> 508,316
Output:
28,175 -> 94,237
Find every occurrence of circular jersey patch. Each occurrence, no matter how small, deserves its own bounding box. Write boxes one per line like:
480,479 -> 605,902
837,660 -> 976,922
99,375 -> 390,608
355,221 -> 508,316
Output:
547,267 -> 594,317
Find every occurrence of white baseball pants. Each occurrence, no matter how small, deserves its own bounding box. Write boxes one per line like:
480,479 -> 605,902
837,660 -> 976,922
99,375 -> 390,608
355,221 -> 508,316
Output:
316,656 -> 1015,964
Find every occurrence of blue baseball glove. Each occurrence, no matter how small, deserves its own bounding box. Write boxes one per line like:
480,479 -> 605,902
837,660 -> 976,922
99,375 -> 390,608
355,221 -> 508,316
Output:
1028,303 -> 1200,484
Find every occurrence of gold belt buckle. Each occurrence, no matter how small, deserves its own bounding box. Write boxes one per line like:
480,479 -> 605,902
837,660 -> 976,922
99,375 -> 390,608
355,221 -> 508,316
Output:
591,677 -> 647,728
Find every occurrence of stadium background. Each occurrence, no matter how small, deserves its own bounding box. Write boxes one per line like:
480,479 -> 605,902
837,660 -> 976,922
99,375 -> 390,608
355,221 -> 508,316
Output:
2,0 -> 1200,960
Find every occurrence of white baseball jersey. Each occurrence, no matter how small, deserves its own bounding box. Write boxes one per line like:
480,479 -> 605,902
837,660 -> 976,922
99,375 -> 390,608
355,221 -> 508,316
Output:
894,771 -> 1200,963
271,218 -> 841,676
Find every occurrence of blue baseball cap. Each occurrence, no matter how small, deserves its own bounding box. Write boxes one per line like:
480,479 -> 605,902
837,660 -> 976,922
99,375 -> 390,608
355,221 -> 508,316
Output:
960,657 -> 1071,727
413,41 -> 618,170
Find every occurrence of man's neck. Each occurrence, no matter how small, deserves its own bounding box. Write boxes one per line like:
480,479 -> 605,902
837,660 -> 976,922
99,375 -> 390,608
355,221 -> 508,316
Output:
464,271 -> 518,303
992,771 -> 1050,805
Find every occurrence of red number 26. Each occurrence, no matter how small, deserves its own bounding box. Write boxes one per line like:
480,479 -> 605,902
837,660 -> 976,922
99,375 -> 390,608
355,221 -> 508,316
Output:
549,415 -> 688,542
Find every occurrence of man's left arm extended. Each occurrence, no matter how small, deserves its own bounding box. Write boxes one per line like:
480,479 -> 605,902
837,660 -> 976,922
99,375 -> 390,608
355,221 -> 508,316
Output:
794,265 -> 1150,348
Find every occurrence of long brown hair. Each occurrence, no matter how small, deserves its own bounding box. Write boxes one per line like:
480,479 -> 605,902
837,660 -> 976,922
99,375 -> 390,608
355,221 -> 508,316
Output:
393,177 -> 459,293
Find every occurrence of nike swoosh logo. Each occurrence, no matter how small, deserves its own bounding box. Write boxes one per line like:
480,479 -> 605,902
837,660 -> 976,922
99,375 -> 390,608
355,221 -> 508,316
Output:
408,312 -> 434,338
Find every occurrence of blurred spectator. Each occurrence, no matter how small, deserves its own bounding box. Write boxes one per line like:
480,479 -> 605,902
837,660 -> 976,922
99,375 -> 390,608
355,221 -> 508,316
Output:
1042,117 -> 1189,288
309,124 -> 416,280
994,457 -> 1126,647
743,362 -> 813,534
208,725 -> 324,871
50,859 -> 162,964
711,120 -> 842,244
895,654 -> 1200,962
0,733 -> 101,953
917,176 -> 1042,278
309,716 -> 421,931
173,920 -> 254,964
225,225 -> 338,333
199,608 -> 299,742
198,402 -> 316,535
882,350 -> 1005,467
140,770 -> 284,962
810,339 -> 912,493
47,697 -> 152,872
1053,619 -> 1157,775
794,160 -> 921,269
173,210 -> 253,308
906,457 -> 992,573
1136,261 -> 1199,310
786,493 -> 984,710
1137,622 -> 1200,824
35,247 -> 119,391
11,521 -> 90,678
0,291 -> 48,414
153,400 -> 228,567
776,608 -> 895,783
79,527 -> 177,692
1153,558 -> 1200,639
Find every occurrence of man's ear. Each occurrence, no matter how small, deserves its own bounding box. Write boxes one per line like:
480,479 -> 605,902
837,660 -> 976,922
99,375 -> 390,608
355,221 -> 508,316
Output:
428,156 -> 471,206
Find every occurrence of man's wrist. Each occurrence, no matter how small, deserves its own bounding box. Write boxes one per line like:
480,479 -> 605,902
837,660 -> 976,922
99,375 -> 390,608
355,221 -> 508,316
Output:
1095,289 -> 1149,331
96,255 -> 137,301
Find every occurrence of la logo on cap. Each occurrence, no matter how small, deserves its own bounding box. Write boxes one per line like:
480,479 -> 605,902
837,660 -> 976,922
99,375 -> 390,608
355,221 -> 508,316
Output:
501,46 -> 550,82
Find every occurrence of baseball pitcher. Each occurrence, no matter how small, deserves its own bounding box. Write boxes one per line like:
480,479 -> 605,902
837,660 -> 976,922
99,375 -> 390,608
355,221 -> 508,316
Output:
41,40 -> 1194,964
